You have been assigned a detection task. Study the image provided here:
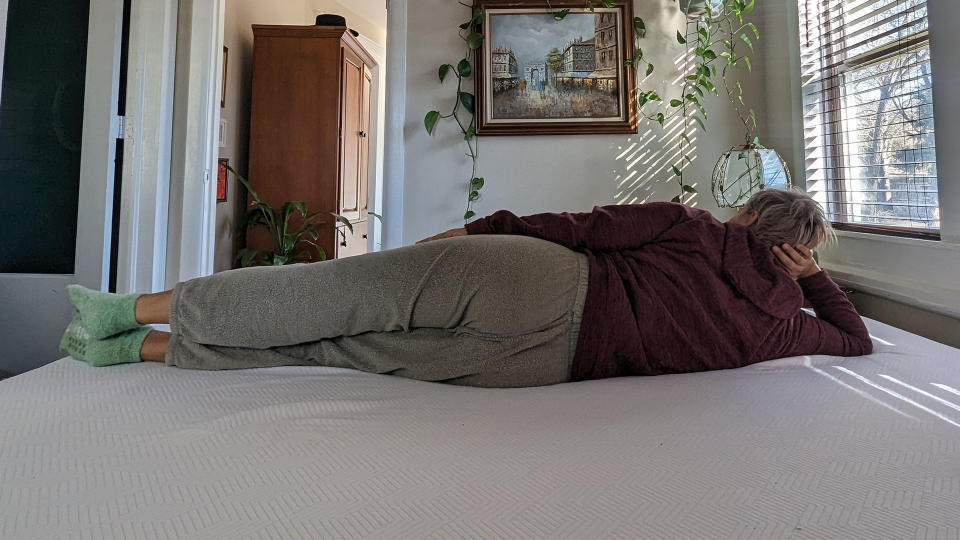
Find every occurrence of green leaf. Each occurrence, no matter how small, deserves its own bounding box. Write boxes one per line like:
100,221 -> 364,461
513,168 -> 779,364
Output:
749,108 -> 757,128
602,0 -> 616,7
744,56 -> 752,72
671,195 -> 682,203
457,58 -> 472,78
672,165 -> 682,176
636,47 -> 643,60
747,22 -> 759,39
554,9 -> 570,20
439,64 -> 452,83
685,93 -> 700,105
367,211 -> 383,222
656,112 -> 665,126
471,177 -> 485,189
743,0 -> 755,14
677,31 -> 686,44
624,59 -> 633,66
700,79 -> 716,93
459,21 -> 472,30
683,184 -> 697,193
464,126 -> 475,140
645,63 -> 654,76
670,99 -> 683,107
694,115 -> 706,131
332,213 -> 354,234
633,17 -> 645,32
466,32 -> 484,50
458,92 -> 475,113
469,190 -> 480,201
464,210 -> 476,220
740,33 -> 754,51
703,49 -> 717,60
424,110 -> 440,134
681,133 -> 692,144
472,7 -> 484,22
698,27 -> 709,40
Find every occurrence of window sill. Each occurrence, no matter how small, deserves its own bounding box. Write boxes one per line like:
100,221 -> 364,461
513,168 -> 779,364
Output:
832,228 -> 960,252
820,230 -> 960,319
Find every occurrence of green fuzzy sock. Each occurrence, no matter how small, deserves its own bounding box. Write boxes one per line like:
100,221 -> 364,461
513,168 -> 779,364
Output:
60,316 -> 150,367
66,284 -> 141,339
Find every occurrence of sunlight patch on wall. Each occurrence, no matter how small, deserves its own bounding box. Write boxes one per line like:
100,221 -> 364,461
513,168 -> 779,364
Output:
614,48 -> 700,207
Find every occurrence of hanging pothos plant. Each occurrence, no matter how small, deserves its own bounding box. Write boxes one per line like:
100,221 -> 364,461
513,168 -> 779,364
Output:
425,0 -> 760,220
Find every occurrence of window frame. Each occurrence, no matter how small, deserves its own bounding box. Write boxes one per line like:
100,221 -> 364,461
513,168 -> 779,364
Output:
812,2 -> 940,240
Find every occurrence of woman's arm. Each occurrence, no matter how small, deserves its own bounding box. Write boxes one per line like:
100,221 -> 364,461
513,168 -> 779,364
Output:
767,244 -> 872,358
444,202 -> 699,251
775,271 -> 873,358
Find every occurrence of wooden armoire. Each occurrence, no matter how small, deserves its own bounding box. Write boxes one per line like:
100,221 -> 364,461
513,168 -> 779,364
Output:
247,25 -> 375,261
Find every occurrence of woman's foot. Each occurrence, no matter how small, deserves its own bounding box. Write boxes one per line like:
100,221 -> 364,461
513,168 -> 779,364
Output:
66,285 -> 141,339
60,315 -> 152,367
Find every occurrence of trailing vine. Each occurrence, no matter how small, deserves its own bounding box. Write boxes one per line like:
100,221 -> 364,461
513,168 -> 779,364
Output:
424,5 -> 486,221
630,0 -> 760,203
425,0 -> 760,220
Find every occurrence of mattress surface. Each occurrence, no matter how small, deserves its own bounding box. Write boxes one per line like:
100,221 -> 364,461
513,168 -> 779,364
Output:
1,318 -> 959,540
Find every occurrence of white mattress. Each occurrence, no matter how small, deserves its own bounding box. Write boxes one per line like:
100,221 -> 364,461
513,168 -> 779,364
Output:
1,318 -> 959,540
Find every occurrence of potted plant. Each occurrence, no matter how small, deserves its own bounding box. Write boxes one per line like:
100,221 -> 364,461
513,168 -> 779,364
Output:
229,166 -> 377,267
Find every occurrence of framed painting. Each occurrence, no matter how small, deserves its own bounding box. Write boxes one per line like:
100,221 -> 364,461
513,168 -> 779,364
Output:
217,158 -> 229,202
474,0 -> 637,135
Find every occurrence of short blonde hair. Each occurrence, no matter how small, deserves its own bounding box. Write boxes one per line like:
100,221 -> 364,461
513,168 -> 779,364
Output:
743,189 -> 833,249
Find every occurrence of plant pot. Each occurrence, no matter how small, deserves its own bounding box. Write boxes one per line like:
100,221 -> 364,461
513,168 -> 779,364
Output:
680,0 -> 721,18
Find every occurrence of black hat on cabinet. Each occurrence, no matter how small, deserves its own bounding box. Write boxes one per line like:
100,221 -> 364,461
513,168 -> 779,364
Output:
315,14 -> 360,37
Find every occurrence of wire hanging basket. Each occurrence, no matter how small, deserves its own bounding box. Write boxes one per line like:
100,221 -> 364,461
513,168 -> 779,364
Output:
711,143 -> 792,208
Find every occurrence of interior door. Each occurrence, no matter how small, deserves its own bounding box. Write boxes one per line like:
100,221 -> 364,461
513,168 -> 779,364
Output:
359,67 -> 371,216
0,0 -> 125,375
339,50 -> 362,222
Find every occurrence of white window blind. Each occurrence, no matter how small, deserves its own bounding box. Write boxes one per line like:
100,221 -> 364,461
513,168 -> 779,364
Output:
798,0 -> 940,237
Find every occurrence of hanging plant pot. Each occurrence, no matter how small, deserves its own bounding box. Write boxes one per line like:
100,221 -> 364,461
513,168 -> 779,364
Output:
680,0 -> 722,18
711,144 -> 793,208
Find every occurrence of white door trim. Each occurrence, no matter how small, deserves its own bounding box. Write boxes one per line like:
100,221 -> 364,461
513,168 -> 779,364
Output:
115,0 -> 178,293
355,34 -> 386,253
166,0 -> 224,288
75,0 -> 125,290
0,0 -> 8,106
383,0 -> 407,249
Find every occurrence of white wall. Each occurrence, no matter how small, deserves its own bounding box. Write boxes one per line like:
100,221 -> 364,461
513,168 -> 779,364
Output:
397,0 -> 763,246
764,0 -> 960,319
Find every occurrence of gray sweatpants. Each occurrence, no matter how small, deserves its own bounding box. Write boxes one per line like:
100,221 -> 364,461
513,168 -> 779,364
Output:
166,235 -> 589,388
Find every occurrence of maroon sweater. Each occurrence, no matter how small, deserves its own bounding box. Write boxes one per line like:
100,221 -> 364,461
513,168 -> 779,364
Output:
465,202 -> 873,380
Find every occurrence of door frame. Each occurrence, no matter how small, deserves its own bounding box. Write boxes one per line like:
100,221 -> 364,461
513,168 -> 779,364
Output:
115,0 -> 179,293
164,0 -> 224,288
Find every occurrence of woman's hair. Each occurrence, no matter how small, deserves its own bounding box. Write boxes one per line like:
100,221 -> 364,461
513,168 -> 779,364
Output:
742,189 -> 834,249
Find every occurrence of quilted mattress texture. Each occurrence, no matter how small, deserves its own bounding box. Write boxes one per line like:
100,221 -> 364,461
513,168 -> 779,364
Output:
1,317 -> 959,539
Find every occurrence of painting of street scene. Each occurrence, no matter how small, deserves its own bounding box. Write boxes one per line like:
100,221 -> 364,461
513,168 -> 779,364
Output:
487,9 -> 623,121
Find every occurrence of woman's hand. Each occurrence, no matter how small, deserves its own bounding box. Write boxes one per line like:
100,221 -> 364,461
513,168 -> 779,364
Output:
417,227 -> 467,244
772,243 -> 821,280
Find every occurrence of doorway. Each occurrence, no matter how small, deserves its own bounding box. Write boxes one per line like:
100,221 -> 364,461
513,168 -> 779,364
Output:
210,0 -> 388,272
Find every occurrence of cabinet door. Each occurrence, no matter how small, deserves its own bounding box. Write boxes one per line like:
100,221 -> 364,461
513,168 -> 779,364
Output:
339,53 -> 362,220
359,68 -> 372,215
335,220 -> 368,259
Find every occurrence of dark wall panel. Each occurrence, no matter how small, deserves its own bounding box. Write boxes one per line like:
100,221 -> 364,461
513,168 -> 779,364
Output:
0,0 -> 91,274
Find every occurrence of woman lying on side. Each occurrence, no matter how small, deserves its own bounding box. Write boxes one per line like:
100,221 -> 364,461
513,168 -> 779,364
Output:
60,189 -> 872,388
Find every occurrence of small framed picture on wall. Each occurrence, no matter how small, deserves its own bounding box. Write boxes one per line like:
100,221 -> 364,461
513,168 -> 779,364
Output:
221,46 -> 229,108
217,158 -> 229,202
